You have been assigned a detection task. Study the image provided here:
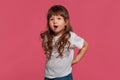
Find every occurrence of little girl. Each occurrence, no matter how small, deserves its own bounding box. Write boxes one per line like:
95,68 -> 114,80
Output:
41,5 -> 88,80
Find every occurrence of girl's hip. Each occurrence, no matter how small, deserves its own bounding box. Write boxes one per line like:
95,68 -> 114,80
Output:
44,73 -> 73,80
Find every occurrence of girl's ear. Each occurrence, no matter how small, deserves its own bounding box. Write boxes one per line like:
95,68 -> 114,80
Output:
65,19 -> 69,25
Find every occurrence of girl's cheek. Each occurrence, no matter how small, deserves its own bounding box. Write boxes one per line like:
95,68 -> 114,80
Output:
49,24 -> 52,27
49,23 -> 52,27
49,21 -> 53,25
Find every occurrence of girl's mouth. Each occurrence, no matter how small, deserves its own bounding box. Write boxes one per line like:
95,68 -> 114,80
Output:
54,25 -> 58,28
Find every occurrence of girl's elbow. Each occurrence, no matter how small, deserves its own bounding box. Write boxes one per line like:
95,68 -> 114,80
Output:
83,41 -> 89,50
85,41 -> 89,48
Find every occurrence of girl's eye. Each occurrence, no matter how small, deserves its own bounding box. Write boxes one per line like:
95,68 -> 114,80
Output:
57,18 -> 61,20
50,18 -> 54,20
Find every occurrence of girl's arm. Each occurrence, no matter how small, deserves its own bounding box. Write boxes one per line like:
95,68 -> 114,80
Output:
72,41 -> 88,65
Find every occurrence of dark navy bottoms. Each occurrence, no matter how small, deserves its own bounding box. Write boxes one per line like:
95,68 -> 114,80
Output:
44,73 -> 73,80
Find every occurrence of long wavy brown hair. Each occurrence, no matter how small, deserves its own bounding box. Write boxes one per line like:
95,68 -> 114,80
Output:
40,5 -> 73,59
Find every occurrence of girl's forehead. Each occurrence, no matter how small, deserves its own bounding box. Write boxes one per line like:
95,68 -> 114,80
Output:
50,15 -> 63,18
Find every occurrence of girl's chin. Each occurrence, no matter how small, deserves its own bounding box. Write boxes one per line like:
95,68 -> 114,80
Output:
54,30 -> 64,36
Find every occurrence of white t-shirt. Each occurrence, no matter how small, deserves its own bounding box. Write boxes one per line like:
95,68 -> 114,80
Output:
45,31 -> 84,78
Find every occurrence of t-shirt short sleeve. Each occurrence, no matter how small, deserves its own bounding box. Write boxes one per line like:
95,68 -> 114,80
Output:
71,32 -> 84,49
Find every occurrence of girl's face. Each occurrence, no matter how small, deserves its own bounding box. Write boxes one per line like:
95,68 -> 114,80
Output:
49,15 -> 67,36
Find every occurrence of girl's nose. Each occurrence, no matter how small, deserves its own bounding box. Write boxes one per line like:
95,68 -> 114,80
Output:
53,19 -> 57,24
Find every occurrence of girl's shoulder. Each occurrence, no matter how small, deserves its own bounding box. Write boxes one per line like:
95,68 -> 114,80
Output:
69,31 -> 84,40
69,31 -> 78,37
69,31 -> 77,40
70,31 -> 75,34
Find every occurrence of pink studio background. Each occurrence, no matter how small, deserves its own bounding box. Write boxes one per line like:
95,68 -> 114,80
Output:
0,0 -> 120,80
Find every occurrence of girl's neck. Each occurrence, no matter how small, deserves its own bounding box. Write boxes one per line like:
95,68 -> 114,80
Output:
54,31 -> 64,37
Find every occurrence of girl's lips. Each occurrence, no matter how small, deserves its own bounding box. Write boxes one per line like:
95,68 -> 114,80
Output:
54,26 -> 58,30
54,25 -> 58,28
